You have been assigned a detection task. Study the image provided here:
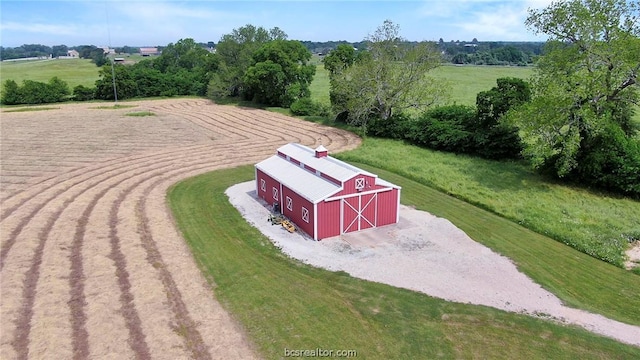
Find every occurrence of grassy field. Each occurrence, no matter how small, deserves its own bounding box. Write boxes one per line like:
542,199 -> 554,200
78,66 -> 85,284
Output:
168,165 -> 640,359
310,63 -> 534,107
336,139 -> 640,268
430,64 -> 534,105
0,58 -> 101,93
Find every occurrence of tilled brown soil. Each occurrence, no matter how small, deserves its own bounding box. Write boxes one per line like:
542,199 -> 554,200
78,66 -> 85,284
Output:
0,99 -> 361,359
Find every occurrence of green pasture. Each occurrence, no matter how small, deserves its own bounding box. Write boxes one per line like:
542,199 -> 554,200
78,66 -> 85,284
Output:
310,63 -> 534,107
337,139 -> 640,268
0,58 -> 100,92
431,64 -> 534,105
168,165 -> 640,359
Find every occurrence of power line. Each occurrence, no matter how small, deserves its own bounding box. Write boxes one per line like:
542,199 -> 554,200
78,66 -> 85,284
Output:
105,1 -> 118,104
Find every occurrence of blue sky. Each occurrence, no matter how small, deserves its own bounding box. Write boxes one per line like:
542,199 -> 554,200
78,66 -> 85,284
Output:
0,0 -> 552,48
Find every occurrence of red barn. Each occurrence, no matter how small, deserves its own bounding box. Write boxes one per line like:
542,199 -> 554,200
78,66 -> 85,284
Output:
255,143 -> 401,240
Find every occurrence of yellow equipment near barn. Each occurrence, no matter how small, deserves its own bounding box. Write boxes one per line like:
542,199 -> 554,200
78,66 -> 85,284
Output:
281,220 -> 296,233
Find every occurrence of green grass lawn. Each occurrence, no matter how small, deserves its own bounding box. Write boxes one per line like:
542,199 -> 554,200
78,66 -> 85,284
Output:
431,64 -> 534,106
310,64 -> 330,105
168,165 -> 640,359
0,58 -> 101,94
308,63 -> 534,107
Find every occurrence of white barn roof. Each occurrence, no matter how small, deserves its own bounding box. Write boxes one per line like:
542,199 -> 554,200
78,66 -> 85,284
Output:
277,143 -> 376,181
256,156 -> 340,203
255,143 -> 397,204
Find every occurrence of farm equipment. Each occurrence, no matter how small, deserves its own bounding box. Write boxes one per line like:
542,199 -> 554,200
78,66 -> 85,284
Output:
268,213 -> 285,225
281,219 -> 296,233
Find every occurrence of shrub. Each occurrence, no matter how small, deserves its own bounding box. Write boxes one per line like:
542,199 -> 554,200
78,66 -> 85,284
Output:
574,123 -> 640,198
408,105 -> 476,152
73,85 -> 95,101
1,77 -> 70,105
368,112 -> 413,139
1,79 -> 21,105
290,98 -> 330,117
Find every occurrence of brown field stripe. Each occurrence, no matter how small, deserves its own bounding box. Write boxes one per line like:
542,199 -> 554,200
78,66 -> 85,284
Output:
0,143 -> 213,221
9,174 -> 103,359
65,159 -> 217,360
136,177 -> 213,360
0,144 -> 225,268
108,176 -> 155,359
0,161 -> 162,270
69,179 -> 136,360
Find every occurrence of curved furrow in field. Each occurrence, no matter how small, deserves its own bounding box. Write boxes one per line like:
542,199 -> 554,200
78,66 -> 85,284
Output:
0,144 -> 223,267
2,148 -> 252,359
0,99 -> 361,360
0,142 -> 215,217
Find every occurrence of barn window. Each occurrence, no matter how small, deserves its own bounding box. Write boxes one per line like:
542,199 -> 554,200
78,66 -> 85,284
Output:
355,177 -> 365,190
260,179 -> 266,192
272,187 -> 278,200
286,196 -> 293,211
301,207 -> 309,223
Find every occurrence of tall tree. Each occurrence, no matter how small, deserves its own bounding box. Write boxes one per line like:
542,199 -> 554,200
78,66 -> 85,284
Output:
208,24 -> 284,98
243,40 -> 315,107
329,20 -> 445,132
509,0 -> 640,196
322,44 -> 356,76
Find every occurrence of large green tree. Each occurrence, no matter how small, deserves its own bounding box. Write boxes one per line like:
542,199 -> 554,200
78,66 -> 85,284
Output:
243,40 -> 315,107
510,0 -> 640,186
322,44 -> 356,76
208,24 -> 286,99
329,20 -> 445,132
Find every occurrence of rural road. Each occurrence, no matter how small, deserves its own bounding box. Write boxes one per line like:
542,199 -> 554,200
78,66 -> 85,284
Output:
0,99 -> 360,359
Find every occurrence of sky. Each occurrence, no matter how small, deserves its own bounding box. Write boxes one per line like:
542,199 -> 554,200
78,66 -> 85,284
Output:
0,0 -> 554,48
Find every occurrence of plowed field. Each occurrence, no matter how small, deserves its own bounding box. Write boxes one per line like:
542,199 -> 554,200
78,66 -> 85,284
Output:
0,99 -> 360,359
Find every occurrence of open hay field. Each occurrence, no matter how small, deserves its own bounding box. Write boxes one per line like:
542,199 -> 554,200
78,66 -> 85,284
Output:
0,98 -> 360,359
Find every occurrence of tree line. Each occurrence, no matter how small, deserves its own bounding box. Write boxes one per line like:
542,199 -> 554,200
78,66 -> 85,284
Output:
1,0 -> 638,200
321,1 -> 639,199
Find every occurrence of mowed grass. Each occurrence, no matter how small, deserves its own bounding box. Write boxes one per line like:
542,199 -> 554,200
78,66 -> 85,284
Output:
168,165 -> 640,359
431,64 -> 534,106
0,58 -> 101,95
310,64 -> 331,105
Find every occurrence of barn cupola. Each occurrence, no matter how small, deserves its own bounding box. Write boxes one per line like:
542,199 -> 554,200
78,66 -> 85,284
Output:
315,145 -> 328,158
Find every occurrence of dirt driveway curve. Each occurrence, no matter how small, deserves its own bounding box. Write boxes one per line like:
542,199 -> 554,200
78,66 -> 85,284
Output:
0,99 -> 361,359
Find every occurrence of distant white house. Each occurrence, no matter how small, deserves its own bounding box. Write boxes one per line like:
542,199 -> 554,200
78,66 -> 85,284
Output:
57,49 -> 79,59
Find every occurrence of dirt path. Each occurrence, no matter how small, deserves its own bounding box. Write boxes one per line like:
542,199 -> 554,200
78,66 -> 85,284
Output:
0,99 -> 361,359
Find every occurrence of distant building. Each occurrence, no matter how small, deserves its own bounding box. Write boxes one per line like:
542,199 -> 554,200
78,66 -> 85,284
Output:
67,50 -> 79,58
139,47 -> 160,56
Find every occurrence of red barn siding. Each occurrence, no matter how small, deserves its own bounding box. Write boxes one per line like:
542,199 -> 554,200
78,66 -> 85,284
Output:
376,189 -> 399,226
281,186 -> 315,237
320,172 -> 341,186
317,201 -> 341,239
256,169 -> 281,207
331,175 -> 387,198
